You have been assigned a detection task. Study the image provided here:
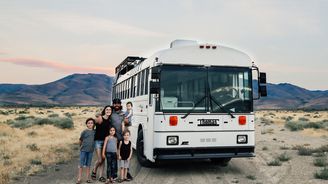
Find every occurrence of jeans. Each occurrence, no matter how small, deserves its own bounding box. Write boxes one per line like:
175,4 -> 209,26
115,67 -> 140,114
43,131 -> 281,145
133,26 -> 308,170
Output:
79,151 -> 93,167
106,152 -> 117,179
95,140 -> 104,149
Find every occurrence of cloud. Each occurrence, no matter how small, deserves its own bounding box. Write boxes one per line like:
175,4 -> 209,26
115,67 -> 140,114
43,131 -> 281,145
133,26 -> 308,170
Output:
0,51 -> 7,55
36,11 -> 166,37
0,57 -> 115,75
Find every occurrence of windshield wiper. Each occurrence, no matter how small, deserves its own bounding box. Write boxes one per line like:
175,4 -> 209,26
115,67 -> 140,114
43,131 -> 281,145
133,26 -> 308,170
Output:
207,80 -> 235,118
209,94 -> 235,118
181,95 -> 206,119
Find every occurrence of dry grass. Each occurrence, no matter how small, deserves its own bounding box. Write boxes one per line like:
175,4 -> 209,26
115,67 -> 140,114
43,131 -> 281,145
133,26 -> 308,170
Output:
256,110 -> 328,137
0,106 -> 100,184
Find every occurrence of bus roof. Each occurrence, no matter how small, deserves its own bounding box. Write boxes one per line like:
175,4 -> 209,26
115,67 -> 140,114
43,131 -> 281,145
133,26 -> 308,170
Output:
153,40 -> 252,67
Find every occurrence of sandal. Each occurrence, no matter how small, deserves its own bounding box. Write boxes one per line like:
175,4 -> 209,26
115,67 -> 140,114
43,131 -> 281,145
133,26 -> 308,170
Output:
117,179 -> 123,183
76,179 -> 81,184
91,171 -> 97,180
86,180 -> 92,183
99,176 -> 107,182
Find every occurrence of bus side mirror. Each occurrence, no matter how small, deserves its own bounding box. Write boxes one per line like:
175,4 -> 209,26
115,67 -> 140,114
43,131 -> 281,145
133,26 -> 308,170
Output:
151,67 -> 160,79
260,72 -> 266,84
259,85 -> 267,97
150,81 -> 160,94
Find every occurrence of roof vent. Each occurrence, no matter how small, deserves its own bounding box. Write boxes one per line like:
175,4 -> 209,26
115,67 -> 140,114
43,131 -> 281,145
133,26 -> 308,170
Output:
170,39 -> 198,48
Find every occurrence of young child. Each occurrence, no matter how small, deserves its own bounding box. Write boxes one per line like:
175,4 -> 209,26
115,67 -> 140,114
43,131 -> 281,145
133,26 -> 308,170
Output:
117,130 -> 133,182
124,102 -> 133,126
102,127 -> 118,183
77,118 -> 95,184
122,102 -> 133,131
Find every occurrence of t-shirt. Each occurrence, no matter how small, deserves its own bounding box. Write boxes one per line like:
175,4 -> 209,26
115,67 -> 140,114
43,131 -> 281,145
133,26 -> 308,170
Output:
106,136 -> 117,153
94,117 -> 110,141
124,110 -> 133,126
119,140 -> 131,160
80,129 -> 95,152
110,110 -> 124,141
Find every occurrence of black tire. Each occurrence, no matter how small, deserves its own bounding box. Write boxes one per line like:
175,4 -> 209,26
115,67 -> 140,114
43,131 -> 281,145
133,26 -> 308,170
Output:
136,130 -> 153,167
210,158 -> 231,166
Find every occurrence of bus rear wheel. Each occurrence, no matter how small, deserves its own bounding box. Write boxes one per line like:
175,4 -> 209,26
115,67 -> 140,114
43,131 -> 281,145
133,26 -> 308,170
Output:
137,130 -> 153,167
210,158 -> 231,166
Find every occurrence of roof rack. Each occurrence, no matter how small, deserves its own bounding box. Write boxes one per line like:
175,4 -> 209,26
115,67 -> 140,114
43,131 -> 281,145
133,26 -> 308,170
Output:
115,56 -> 146,75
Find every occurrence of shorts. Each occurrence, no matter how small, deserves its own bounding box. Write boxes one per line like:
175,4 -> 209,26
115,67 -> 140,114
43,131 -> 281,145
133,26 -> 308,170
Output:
118,160 -> 130,169
95,140 -> 104,149
79,151 -> 93,167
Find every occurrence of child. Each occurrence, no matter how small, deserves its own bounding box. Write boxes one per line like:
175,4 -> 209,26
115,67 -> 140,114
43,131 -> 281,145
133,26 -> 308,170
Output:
77,118 -> 95,184
125,102 -> 133,126
117,130 -> 133,182
102,127 -> 118,183
122,102 -> 133,131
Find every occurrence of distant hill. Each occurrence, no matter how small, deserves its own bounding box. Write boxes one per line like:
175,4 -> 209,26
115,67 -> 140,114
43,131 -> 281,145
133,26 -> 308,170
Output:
255,83 -> 328,110
0,74 -> 112,106
0,74 -> 327,109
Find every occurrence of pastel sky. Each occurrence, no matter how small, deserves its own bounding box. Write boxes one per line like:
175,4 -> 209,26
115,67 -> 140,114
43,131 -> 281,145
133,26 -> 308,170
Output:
0,0 -> 327,90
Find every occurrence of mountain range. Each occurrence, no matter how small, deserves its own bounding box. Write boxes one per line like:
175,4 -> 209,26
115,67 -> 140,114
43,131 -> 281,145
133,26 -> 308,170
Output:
0,74 -> 327,109
0,74 -> 112,106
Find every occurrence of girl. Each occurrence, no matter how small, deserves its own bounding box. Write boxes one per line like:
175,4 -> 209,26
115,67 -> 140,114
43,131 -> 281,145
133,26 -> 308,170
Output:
92,106 -> 111,182
117,130 -> 133,183
102,127 -> 118,183
77,118 -> 95,184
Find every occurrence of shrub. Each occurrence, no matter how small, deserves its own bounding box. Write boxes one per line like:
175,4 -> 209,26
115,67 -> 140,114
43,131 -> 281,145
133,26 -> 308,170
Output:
0,110 -> 9,115
281,116 -> 294,121
280,145 -> 290,150
314,167 -> 328,180
277,152 -> 291,162
48,113 -> 59,118
6,117 -> 74,129
304,122 -> 324,129
26,144 -> 40,151
313,158 -> 327,167
313,152 -> 326,157
298,147 -> 313,156
14,115 -> 35,120
63,112 -> 76,117
246,175 -> 256,180
267,159 -> 282,166
298,117 -> 309,121
285,121 -> 304,131
54,118 -> 74,129
30,159 -> 42,165
27,131 -> 38,137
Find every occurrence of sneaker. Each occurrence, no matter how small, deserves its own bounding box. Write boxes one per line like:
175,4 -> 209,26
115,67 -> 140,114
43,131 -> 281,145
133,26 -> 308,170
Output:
127,172 -> 133,180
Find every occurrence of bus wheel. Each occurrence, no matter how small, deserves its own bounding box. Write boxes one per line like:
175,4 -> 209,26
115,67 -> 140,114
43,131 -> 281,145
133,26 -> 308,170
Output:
210,158 -> 231,166
137,130 -> 153,167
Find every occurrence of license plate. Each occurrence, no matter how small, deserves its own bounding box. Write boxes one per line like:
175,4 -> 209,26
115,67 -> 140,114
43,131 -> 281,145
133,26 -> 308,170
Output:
197,119 -> 220,126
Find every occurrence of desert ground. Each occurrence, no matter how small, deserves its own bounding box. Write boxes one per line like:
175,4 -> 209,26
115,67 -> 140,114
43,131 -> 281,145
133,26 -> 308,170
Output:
0,108 -> 327,184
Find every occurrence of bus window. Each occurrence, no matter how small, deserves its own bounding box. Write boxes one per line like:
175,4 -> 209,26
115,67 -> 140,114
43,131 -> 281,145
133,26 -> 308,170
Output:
145,68 -> 149,95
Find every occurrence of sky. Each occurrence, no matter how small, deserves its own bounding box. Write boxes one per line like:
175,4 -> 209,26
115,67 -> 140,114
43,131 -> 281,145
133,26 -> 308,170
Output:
0,0 -> 327,90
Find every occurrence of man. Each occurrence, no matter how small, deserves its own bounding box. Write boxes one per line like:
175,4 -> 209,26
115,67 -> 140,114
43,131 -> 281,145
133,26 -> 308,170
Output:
110,98 -> 133,181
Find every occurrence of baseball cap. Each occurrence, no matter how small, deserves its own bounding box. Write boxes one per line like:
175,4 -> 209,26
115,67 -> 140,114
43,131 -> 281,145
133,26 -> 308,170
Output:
112,98 -> 122,104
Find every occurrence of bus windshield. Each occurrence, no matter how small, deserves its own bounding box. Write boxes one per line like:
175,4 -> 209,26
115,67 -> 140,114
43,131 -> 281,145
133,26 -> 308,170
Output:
159,65 -> 253,113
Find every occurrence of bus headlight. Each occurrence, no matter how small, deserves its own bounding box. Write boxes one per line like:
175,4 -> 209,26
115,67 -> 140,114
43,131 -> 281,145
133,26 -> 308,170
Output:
237,135 -> 247,144
167,136 -> 179,145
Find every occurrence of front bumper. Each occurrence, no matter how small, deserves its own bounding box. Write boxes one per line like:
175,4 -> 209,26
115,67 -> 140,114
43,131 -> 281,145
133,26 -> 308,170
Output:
154,146 -> 255,160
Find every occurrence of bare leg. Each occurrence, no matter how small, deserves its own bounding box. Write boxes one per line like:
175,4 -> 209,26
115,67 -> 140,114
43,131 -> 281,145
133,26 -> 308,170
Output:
86,167 -> 91,181
120,167 -> 124,180
77,167 -> 82,182
124,168 -> 128,180
92,149 -> 104,177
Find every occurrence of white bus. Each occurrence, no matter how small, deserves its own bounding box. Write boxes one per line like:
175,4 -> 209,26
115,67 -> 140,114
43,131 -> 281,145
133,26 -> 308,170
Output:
112,40 -> 267,166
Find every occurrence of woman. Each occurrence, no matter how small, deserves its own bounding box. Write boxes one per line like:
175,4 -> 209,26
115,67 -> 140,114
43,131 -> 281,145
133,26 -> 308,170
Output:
91,105 -> 111,182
